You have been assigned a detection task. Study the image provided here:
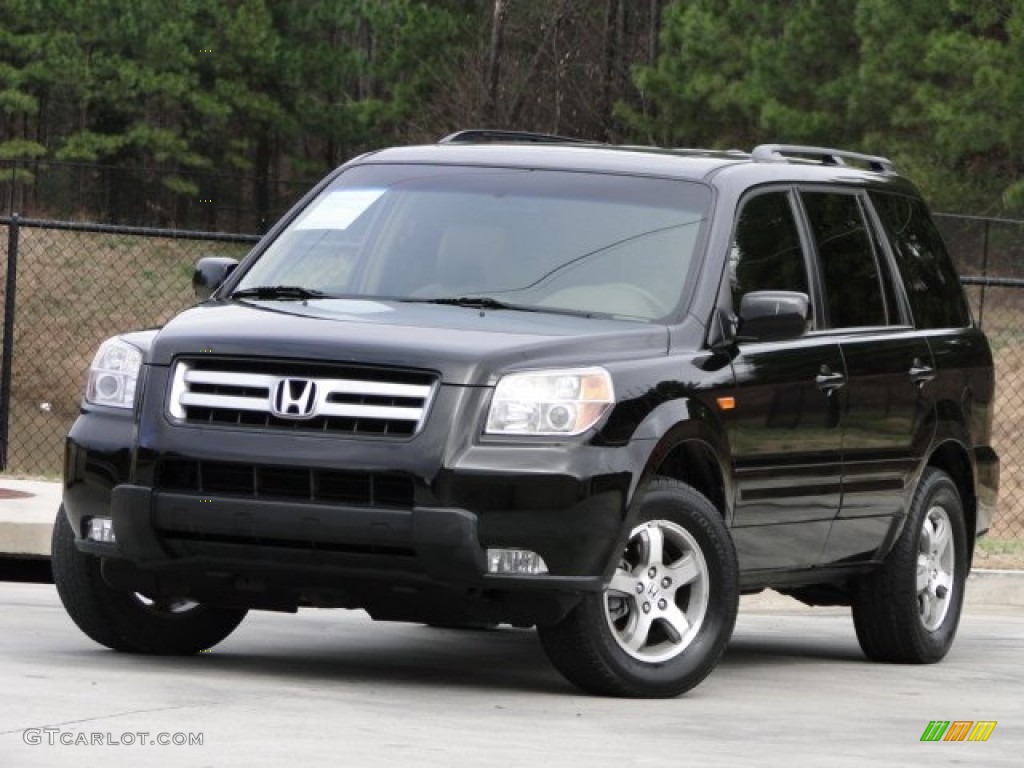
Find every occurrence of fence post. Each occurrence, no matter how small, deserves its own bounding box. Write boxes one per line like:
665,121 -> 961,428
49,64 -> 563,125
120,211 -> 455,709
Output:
978,218 -> 991,328
0,213 -> 19,470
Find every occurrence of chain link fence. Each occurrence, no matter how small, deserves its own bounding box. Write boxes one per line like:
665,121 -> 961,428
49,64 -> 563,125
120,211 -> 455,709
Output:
0,212 -> 1021,562
935,214 -> 1024,565
0,216 -> 257,475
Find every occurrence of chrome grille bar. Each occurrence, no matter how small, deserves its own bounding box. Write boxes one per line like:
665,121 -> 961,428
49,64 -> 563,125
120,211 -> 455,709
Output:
185,369 -> 278,389
179,392 -> 270,412
167,360 -> 437,436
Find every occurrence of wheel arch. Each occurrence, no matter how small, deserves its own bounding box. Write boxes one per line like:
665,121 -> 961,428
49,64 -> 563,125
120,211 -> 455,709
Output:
628,397 -> 733,521
926,439 -> 977,565
647,439 -> 729,521
606,401 -> 734,583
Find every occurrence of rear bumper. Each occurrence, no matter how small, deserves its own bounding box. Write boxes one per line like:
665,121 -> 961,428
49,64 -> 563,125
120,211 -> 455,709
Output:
974,445 -> 999,535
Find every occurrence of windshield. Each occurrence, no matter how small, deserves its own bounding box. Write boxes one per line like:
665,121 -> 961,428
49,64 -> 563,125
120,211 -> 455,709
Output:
234,164 -> 711,322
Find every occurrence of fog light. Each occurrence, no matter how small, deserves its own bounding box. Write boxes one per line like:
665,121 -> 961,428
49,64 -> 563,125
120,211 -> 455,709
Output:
486,548 -> 548,575
86,517 -> 116,544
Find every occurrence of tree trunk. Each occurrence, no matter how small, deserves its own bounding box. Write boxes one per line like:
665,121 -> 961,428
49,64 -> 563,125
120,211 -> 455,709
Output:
648,0 -> 661,65
600,0 -> 621,141
254,131 -> 271,234
483,0 -> 508,126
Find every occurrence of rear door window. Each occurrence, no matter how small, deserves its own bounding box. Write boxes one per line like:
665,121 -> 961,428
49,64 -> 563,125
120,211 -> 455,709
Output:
800,191 -> 889,328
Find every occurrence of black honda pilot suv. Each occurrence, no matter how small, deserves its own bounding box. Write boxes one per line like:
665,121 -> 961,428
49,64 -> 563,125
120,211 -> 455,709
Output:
53,132 -> 999,698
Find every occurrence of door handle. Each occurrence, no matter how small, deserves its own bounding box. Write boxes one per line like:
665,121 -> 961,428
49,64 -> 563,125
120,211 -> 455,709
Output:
909,359 -> 935,386
815,367 -> 846,394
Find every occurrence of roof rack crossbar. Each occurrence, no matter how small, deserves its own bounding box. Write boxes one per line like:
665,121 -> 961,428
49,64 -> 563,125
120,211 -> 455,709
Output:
438,129 -> 597,145
752,144 -> 895,173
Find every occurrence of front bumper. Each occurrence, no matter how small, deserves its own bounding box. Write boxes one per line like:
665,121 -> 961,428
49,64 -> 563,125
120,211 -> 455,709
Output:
83,483 -> 608,596
63,383 -> 635,622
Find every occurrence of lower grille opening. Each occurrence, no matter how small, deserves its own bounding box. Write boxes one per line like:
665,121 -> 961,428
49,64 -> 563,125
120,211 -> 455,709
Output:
156,459 -> 415,508
259,467 -> 310,499
204,462 -> 256,495
160,529 -> 416,558
317,472 -> 370,504
376,475 -> 417,507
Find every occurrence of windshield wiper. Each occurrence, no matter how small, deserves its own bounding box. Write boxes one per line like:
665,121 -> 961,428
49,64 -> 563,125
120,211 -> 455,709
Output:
403,296 -> 521,310
230,285 -> 331,301
402,296 -> 595,318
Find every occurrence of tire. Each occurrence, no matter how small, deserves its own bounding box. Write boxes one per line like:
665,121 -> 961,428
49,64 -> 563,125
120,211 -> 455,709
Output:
537,477 -> 739,698
852,468 -> 967,663
51,507 -> 247,654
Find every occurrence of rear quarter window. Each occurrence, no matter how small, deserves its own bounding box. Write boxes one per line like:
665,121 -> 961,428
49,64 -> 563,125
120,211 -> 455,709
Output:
870,192 -> 970,329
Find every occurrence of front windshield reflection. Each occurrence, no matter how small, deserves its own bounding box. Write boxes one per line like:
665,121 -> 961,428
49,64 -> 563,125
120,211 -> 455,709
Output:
234,165 -> 711,322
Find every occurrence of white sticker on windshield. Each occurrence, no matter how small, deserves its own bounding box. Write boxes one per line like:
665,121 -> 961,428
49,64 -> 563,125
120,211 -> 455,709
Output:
294,188 -> 385,230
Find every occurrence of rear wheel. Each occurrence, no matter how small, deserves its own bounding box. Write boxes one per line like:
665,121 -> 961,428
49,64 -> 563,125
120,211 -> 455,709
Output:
51,508 -> 247,654
537,478 -> 738,697
852,468 -> 967,663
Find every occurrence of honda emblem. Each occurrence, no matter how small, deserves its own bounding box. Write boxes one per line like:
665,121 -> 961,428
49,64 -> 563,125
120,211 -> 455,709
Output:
271,378 -> 318,419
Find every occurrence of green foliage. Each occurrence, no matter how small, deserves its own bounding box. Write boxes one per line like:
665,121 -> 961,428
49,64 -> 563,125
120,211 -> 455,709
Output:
282,0 -> 469,171
1,0 -> 1022,221
0,0 -> 472,222
918,3 -> 1024,212
627,0 -> 763,148
56,132 -> 127,162
0,138 -> 45,159
627,0 -> 1024,215
0,88 -> 37,115
627,0 -> 863,148
749,0 -> 861,145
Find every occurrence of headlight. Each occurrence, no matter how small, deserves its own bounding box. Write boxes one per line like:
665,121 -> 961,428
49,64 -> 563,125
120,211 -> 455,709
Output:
485,367 -> 615,436
85,337 -> 143,409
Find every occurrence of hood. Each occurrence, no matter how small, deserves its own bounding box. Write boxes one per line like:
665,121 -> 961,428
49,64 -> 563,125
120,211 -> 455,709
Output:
149,298 -> 669,386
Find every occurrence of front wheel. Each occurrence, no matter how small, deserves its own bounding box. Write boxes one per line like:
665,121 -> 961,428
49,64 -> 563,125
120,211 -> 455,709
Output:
537,478 -> 739,698
852,468 -> 968,663
51,508 -> 247,654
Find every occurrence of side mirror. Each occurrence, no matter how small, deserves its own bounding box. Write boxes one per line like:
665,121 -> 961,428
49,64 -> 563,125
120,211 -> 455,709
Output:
737,291 -> 809,342
193,257 -> 239,301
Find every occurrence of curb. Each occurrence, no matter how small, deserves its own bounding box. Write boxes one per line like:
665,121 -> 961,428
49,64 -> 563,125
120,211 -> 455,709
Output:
966,569 -> 1024,608
0,478 -> 60,557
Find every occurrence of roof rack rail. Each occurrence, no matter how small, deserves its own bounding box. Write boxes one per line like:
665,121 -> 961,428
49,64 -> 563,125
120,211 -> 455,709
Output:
438,129 -> 596,145
752,144 -> 895,173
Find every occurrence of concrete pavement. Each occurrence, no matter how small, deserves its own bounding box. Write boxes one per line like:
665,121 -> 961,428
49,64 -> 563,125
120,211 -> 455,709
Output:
0,582 -> 1021,767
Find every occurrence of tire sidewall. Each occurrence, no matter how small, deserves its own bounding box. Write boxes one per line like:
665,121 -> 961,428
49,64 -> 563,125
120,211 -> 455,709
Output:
580,482 -> 739,696
52,508 -> 245,654
902,473 -> 969,660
